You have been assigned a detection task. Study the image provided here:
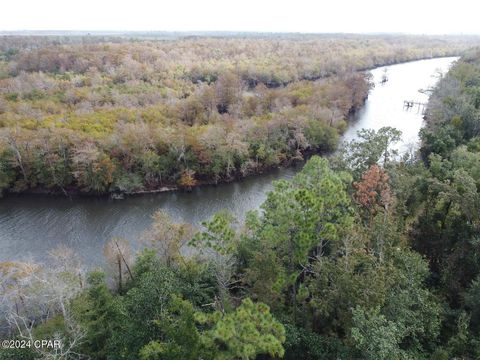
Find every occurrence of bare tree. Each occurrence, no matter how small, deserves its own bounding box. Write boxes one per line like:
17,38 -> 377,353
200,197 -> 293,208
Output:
142,210 -> 194,267
1,246 -> 87,358
103,237 -> 134,293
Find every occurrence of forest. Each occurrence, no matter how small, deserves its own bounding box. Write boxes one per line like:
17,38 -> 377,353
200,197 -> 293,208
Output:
1,46 -> 480,359
0,34 -> 478,195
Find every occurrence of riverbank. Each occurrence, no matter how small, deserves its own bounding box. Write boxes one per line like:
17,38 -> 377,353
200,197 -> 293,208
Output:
9,145 -> 324,198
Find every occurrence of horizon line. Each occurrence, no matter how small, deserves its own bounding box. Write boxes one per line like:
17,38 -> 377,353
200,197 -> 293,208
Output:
1,30 -> 479,37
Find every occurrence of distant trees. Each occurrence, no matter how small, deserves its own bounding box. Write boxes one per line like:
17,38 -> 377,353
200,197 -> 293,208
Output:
0,35 -> 473,195
3,34 -> 470,83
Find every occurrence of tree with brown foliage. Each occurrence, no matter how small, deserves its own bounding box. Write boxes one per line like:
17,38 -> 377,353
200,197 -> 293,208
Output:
353,164 -> 393,226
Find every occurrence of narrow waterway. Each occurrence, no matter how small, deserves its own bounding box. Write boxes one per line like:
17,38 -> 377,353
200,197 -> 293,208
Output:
0,57 -> 458,265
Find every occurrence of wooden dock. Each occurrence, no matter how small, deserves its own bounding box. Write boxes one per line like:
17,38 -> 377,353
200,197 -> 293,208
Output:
404,100 -> 426,108
404,100 -> 427,114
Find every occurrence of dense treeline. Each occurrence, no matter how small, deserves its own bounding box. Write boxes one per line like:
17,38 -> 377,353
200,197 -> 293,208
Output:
1,50 -> 480,359
0,34 -> 478,195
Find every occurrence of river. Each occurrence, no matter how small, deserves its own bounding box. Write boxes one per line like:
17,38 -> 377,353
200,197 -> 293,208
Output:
0,57 -> 458,265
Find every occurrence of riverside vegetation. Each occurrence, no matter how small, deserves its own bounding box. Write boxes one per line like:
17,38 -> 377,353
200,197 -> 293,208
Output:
0,34 -> 477,195
1,47 -> 480,359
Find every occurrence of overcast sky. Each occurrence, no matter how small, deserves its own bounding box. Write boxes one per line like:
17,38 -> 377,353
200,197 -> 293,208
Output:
1,0 -> 478,34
